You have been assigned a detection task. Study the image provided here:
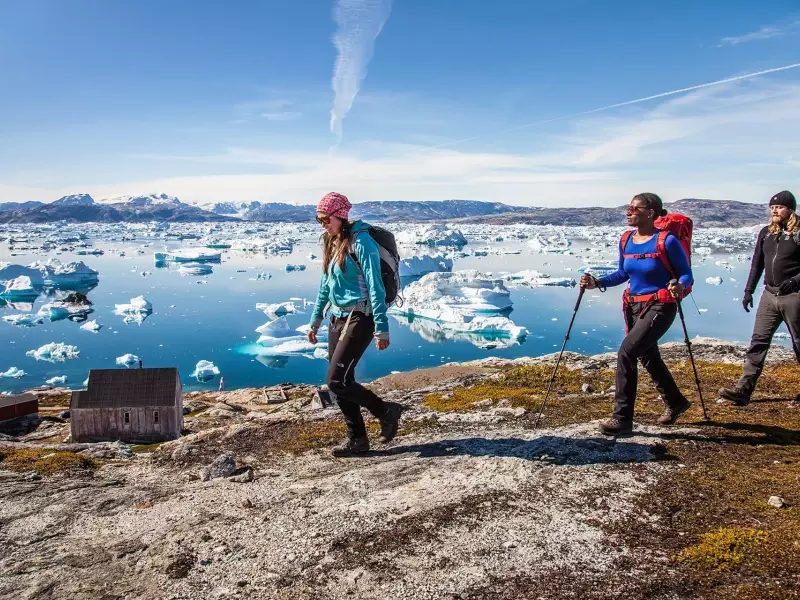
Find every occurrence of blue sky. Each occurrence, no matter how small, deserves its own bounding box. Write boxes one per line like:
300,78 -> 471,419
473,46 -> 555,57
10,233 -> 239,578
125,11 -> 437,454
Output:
0,0 -> 798,206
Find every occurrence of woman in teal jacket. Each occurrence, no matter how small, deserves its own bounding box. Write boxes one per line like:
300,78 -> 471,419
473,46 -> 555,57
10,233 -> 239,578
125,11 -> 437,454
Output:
307,192 -> 401,457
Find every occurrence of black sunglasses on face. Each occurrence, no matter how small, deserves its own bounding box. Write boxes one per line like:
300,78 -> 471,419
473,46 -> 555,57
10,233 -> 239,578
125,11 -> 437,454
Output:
316,214 -> 331,225
625,205 -> 648,214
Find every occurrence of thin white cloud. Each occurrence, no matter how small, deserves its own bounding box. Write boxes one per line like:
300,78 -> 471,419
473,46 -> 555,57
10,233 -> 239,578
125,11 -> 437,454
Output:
261,111 -> 302,121
719,24 -> 787,46
329,0 -> 393,141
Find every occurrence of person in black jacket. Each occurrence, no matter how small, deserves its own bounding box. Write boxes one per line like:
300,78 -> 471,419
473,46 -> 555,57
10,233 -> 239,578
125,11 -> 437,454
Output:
719,190 -> 800,405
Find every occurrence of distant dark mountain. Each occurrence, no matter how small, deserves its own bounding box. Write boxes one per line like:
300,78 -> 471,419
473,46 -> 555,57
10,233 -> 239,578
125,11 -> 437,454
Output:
0,201 -> 44,212
51,193 -> 96,207
451,199 -> 769,228
0,199 -> 236,224
350,200 -> 529,222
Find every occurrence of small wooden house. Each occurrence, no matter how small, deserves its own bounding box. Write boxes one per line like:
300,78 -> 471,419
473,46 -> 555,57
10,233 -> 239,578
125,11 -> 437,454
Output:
0,393 -> 38,423
70,367 -> 182,443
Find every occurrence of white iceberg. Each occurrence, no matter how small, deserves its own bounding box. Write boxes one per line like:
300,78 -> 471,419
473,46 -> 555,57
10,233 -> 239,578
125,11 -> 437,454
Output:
192,360 -> 220,382
30,259 -> 99,287
398,255 -> 454,278
285,264 -> 306,272
255,301 -> 298,317
179,262 -> 214,276
391,270 -> 514,325
250,318 -> 328,357
391,314 -> 527,349
80,320 -> 102,333
37,300 -> 93,321
1,275 -> 38,298
0,263 -> 44,286
26,343 -> 80,363
705,276 -> 723,286
396,225 -> 468,247
0,367 -> 26,378
115,354 -> 140,367
114,296 -> 153,324
504,270 -> 575,288
2,313 -> 43,327
46,375 -> 68,386
577,264 -> 618,277
154,249 -> 221,263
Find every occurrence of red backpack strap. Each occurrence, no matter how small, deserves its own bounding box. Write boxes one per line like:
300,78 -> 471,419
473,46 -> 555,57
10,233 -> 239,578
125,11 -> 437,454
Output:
655,230 -> 676,278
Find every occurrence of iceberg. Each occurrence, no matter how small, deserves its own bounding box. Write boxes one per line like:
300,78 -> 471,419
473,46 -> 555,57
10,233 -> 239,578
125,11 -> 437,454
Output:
1,275 -> 39,299
153,249 -> 221,263
80,320 -> 102,333
398,255 -> 454,278
2,313 -> 43,327
37,300 -> 93,322
114,296 -> 153,324
255,301 -> 298,317
0,367 -> 26,379
396,225 -> 468,247
249,318 -> 328,357
179,262 -> 214,276
705,277 -> 723,286
192,360 -> 220,382
115,354 -> 140,367
391,314 -> 527,349
30,259 -> 99,287
26,342 -> 80,363
0,263 -> 44,287
285,264 -> 306,272
504,270 -> 576,288
577,264 -> 618,277
46,375 -> 68,386
392,270 -> 514,324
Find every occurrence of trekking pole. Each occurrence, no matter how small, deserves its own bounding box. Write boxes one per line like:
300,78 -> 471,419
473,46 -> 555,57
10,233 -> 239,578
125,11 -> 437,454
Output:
532,285 -> 586,430
670,279 -> 709,421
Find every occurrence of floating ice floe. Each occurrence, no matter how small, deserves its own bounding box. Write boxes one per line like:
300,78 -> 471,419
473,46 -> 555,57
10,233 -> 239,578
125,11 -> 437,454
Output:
2,313 -> 43,327
115,354 -> 140,367
0,263 -> 44,287
391,314 -> 527,349
576,264 -> 618,277
255,301 -> 298,317
695,247 -> 713,256
528,234 -> 571,254
30,259 -> 99,287
153,249 -> 221,263
26,343 -> 80,363
0,367 -> 26,379
503,270 -> 575,288
80,320 -> 102,333
114,296 -> 153,324
179,262 -> 214,276
46,375 -> 68,386
1,275 -> 39,299
37,300 -> 93,321
396,225 -> 468,247
399,255 -> 454,278
705,276 -> 723,286
285,264 -> 306,272
249,318 -> 328,357
192,360 -> 220,382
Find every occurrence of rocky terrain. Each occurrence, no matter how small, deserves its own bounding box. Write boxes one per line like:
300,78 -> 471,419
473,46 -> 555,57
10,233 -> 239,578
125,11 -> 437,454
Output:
0,339 -> 798,599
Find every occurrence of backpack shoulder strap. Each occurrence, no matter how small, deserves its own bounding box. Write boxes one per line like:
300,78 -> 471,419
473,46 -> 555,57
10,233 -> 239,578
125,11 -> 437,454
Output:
655,230 -> 676,278
620,230 -> 634,254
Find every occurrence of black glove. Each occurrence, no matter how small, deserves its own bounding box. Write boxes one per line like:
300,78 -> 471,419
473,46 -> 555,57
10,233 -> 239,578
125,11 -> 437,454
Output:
742,291 -> 753,312
777,279 -> 798,295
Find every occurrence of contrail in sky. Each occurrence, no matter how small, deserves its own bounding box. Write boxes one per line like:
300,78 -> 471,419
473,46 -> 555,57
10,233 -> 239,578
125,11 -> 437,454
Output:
429,62 -> 800,150
330,0 -> 393,143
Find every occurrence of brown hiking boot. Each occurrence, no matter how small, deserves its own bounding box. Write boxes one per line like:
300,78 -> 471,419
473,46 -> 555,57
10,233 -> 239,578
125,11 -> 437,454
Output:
331,436 -> 369,457
598,418 -> 633,436
378,402 -> 402,444
657,400 -> 692,425
718,387 -> 751,406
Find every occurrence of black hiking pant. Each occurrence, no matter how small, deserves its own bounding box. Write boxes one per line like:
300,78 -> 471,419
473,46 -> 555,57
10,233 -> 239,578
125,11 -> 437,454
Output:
614,301 -> 687,422
327,311 -> 386,440
737,288 -> 800,394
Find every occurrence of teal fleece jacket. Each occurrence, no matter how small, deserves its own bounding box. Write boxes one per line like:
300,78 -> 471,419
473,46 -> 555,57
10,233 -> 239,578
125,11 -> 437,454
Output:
309,220 -> 389,339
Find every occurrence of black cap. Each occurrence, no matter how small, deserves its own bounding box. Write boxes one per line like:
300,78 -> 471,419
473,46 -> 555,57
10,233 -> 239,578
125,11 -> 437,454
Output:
769,190 -> 796,211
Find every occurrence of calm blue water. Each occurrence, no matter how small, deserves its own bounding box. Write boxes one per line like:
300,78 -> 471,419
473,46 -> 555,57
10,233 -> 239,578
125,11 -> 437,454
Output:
0,237 -> 787,394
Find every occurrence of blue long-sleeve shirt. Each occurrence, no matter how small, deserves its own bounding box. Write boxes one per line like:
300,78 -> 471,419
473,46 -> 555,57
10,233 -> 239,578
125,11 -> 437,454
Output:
599,232 -> 693,294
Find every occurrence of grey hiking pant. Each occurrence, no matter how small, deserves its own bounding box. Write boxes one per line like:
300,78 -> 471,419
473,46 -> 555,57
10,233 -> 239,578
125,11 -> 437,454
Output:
737,288 -> 800,393
327,311 -> 386,440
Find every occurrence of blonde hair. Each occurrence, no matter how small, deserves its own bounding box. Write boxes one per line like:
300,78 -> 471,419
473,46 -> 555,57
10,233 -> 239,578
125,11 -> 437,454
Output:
768,211 -> 799,236
321,222 -> 353,274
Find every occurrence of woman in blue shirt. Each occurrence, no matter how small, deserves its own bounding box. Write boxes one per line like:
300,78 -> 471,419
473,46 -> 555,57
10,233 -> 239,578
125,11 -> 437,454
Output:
581,193 -> 694,435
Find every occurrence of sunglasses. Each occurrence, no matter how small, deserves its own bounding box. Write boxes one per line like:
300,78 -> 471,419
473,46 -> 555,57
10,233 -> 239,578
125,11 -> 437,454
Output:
625,205 -> 649,214
316,214 -> 331,225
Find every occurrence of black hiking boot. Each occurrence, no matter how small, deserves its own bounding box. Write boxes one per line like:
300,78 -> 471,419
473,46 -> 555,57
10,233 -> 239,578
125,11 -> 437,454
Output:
598,418 -> 633,436
378,402 -> 402,444
331,436 -> 369,457
657,399 -> 692,425
718,386 -> 751,406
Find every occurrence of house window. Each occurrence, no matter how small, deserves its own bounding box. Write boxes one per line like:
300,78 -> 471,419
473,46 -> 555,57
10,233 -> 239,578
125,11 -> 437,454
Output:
153,411 -> 159,424
123,411 -> 130,425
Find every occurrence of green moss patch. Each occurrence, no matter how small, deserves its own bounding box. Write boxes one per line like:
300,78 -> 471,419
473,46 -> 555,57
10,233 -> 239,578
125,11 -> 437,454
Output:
0,448 -> 97,475
675,527 -> 767,570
